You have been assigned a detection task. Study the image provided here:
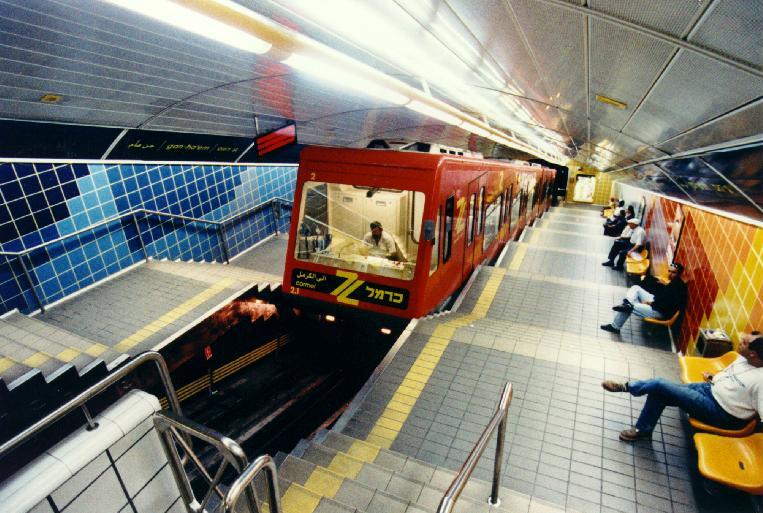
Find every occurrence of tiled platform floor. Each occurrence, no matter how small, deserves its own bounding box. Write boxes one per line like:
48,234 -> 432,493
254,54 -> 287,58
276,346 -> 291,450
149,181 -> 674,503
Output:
336,204 -> 751,513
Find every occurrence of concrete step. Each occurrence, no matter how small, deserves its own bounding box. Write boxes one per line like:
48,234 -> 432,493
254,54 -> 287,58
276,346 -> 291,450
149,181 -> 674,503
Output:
290,436 -> 531,513
147,258 -> 280,286
1,312 -> 120,369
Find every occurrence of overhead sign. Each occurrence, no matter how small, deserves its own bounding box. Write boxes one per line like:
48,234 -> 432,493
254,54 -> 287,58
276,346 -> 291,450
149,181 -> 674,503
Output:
108,129 -> 251,161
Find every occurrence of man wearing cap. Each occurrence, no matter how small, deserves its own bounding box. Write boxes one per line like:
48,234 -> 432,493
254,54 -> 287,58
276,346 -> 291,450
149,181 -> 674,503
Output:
601,262 -> 688,334
363,221 -> 396,259
602,217 -> 645,271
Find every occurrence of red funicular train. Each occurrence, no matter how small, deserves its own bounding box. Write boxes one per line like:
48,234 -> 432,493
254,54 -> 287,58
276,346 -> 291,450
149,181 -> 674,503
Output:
283,146 -> 555,319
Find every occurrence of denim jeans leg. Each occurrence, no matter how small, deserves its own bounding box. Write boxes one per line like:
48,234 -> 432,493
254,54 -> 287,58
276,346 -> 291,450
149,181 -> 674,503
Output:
630,303 -> 663,320
612,309 -> 631,329
627,379 -> 731,432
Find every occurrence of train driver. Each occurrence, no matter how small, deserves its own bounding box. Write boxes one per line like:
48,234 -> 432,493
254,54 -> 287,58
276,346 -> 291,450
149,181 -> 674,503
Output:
363,221 -> 396,259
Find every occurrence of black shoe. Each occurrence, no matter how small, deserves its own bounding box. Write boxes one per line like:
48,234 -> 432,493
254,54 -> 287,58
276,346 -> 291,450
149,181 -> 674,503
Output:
602,261 -> 614,267
600,324 -> 620,334
619,428 -> 652,442
612,304 -> 632,313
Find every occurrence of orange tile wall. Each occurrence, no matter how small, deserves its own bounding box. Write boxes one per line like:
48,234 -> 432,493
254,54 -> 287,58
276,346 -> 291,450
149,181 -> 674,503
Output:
638,193 -> 763,353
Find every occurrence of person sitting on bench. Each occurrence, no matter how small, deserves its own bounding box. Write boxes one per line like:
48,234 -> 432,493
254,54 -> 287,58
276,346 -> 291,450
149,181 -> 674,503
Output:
601,262 -> 687,334
602,217 -> 645,270
602,331 -> 763,441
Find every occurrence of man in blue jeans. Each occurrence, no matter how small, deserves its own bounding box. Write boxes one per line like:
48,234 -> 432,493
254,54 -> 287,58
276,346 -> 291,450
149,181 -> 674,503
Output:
602,331 -> 763,441
601,262 -> 687,334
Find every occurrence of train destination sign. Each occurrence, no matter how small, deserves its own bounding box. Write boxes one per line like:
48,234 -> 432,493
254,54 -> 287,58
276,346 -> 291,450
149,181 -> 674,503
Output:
291,268 -> 409,309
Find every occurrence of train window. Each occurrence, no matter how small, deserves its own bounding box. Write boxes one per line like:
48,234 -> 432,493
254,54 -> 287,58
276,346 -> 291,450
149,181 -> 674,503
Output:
512,187 -> 521,226
467,192 -> 476,244
476,186 -> 485,233
429,209 -> 440,276
483,195 -> 502,251
505,185 -> 513,224
443,195 -> 454,263
294,181 -> 425,281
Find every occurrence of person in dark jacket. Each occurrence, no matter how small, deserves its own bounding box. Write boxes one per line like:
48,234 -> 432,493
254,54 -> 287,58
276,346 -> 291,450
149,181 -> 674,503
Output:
603,209 -> 626,236
601,262 -> 687,334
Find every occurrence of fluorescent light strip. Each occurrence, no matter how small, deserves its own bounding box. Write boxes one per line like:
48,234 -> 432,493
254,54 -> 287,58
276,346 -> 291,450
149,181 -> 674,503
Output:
283,53 -> 409,105
406,100 -> 462,126
104,0 -> 271,54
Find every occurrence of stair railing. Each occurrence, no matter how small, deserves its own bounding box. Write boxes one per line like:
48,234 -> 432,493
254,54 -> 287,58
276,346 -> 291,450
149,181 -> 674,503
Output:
154,411 -> 281,513
0,197 -> 292,313
0,351 -> 182,457
437,382 -> 513,512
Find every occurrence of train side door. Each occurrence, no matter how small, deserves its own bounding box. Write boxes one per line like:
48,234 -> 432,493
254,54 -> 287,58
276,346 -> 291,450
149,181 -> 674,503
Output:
462,177 -> 481,282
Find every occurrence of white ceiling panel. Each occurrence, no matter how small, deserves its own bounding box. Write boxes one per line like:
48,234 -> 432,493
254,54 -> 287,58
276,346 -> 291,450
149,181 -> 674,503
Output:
623,50 -> 763,145
689,0 -> 763,68
588,0 -> 712,38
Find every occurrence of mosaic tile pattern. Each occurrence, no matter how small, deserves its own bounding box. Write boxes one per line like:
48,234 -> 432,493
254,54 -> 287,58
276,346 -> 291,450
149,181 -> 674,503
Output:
0,162 -> 296,314
620,191 -> 763,353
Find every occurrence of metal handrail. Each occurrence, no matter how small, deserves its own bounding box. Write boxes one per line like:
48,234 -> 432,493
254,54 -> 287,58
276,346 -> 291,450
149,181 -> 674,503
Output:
0,197 -> 292,312
437,382 -> 513,512
224,455 -> 281,513
0,197 -> 293,258
0,351 -> 182,457
153,411 -> 280,513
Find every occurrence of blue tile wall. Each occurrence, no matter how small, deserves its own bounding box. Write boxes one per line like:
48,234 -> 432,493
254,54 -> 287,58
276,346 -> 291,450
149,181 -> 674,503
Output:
0,162 -> 296,314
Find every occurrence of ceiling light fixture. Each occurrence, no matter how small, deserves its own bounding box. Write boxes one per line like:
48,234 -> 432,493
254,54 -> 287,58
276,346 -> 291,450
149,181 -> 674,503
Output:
283,53 -> 410,105
595,94 -> 628,110
104,0 -> 272,54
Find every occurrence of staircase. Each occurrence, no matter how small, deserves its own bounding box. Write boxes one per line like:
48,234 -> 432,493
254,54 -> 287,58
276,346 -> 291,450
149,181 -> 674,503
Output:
267,430 -> 558,513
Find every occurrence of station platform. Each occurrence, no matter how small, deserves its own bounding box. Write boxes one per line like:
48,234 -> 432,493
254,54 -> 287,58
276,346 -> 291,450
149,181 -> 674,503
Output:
0,237 -> 285,384
277,204 -> 743,513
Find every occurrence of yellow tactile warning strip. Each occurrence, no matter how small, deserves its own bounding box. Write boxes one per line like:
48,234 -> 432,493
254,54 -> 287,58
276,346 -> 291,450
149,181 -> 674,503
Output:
114,278 -> 235,353
280,483 -> 321,513
367,268 -> 507,449
508,244 -> 528,271
23,352 -> 49,367
0,357 -> 15,373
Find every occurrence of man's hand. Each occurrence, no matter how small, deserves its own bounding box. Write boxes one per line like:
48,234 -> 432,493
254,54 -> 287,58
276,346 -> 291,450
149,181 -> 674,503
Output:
702,372 -> 714,382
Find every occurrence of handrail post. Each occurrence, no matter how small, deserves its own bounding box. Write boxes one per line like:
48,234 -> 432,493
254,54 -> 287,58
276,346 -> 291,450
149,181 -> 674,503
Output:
17,254 -> 45,313
218,224 -> 230,264
132,212 -> 149,262
490,383 -> 513,505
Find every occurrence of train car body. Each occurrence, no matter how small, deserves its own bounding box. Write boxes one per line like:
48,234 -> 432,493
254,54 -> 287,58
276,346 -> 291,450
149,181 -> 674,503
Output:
283,146 -> 554,318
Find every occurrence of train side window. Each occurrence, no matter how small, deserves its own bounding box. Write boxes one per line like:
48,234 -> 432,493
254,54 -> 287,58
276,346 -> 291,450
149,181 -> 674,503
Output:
430,209 -> 440,276
483,195 -> 502,251
443,195 -> 454,263
477,186 -> 485,233
467,192 -> 476,244
505,185 -> 513,224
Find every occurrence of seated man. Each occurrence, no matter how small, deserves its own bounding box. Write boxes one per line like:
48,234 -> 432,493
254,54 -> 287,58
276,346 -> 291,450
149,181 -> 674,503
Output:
363,221 -> 396,259
603,210 -> 626,237
602,217 -> 645,270
601,262 -> 687,334
602,331 -> 763,441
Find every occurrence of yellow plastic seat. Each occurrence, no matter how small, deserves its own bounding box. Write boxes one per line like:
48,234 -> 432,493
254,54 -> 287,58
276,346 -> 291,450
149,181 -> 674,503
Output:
689,416 -> 758,437
679,351 -> 740,383
625,249 -> 649,276
695,433 -> 763,494
643,310 -> 680,347
602,207 -> 613,218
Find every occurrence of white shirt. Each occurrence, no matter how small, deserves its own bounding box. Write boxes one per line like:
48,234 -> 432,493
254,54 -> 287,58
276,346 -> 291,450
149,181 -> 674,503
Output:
363,230 -> 396,257
629,226 -> 646,246
619,225 -> 633,239
711,355 -> 763,419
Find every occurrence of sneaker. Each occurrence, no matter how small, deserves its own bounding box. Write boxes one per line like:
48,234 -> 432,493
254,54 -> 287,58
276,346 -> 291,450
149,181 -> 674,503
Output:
601,261 -> 614,267
619,428 -> 652,442
602,380 -> 628,392
612,304 -> 632,313
600,324 -> 620,334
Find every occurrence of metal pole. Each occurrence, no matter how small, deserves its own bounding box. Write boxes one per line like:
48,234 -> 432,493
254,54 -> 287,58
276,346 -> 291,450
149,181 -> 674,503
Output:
17,254 -> 44,313
490,383 -> 513,505
132,213 -> 149,262
219,225 -> 231,264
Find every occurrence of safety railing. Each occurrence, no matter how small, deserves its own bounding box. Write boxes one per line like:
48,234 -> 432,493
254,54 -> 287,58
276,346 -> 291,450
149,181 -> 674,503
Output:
0,197 -> 292,313
0,351 -> 181,457
437,382 -> 513,512
154,411 -> 281,513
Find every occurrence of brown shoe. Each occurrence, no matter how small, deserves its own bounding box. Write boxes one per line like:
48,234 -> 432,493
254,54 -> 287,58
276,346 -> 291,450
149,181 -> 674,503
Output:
619,428 -> 652,442
602,380 -> 627,393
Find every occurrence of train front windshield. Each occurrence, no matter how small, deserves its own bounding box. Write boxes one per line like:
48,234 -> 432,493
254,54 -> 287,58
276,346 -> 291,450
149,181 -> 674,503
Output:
295,181 -> 425,281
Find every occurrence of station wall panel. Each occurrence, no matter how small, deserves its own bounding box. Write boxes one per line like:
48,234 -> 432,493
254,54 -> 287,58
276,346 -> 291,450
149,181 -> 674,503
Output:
0,162 -> 296,314
620,187 -> 763,353
565,162 -> 614,205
